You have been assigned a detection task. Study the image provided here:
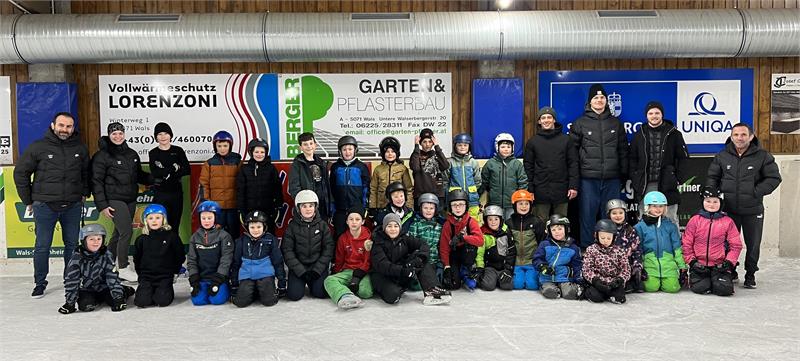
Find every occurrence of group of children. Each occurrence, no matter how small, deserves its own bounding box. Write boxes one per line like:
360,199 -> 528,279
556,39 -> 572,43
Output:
57,130 -> 745,313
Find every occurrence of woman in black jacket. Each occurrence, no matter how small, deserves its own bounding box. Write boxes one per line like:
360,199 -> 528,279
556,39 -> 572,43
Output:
91,122 -> 151,281
236,138 -> 284,234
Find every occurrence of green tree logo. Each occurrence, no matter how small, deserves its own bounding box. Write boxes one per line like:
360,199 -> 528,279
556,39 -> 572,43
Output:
300,76 -> 333,133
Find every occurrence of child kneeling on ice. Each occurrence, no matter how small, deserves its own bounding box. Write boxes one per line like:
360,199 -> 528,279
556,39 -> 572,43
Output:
605,199 -> 644,293
371,213 -> 451,305
187,201 -> 234,305
583,220 -> 631,304
324,206 -> 374,309
532,215 -> 583,300
282,190 -> 335,301
682,187 -> 742,296
230,210 -> 286,307
439,189 -> 484,291
507,189 -> 545,290
133,204 -> 185,308
476,205 -> 516,291
58,224 -> 134,314
635,191 -> 687,293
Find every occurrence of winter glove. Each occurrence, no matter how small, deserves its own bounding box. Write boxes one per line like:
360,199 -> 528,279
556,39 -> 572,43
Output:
641,269 -> 648,281
609,277 -> 624,289
690,259 -> 708,273
110,298 -> 127,312
408,254 -> 426,270
58,302 -> 76,315
717,260 -> 734,273
679,269 -> 688,288
208,273 -> 227,296
499,270 -> 513,284
189,274 -> 201,297
471,267 -> 485,281
302,270 -> 321,283
449,234 -> 464,249
538,264 -> 555,276
442,266 -> 454,288
276,279 -> 287,298
348,277 -> 361,294
592,278 -> 611,293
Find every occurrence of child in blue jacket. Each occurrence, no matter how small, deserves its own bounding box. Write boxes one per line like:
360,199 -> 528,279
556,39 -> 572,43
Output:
532,214 -> 583,300
230,210 -> 286,307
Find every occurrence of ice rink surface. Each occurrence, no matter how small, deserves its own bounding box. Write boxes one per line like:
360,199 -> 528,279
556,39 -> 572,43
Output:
1,257 -> 798,361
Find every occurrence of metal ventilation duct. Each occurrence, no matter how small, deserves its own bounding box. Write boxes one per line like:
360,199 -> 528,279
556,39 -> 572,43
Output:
0,9 -> 798,64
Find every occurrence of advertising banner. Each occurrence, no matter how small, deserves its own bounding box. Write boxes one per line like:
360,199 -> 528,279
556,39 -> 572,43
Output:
0,77 -> 12,165
770,73 -> 800,134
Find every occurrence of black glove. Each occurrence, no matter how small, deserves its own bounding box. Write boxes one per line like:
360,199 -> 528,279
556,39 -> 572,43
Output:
58,302 -> 76,314
641,269 -> 648,281
408,255 -> 425,269
189,274 -> 201,297
276,279 -> 287,298
442,267 -> 454,288
609,277 -> 624,289
717,260 -> 734,273
208,273 -> 227,296
592,278 -> 611,293
472,267 -> 485,281
538,264 -> 555,275
348,277 -> 361,294
111,298 -> 127,312
302,270 -> 321,283
690,259 -> 707,272
499,270 -> 513,284
679,269 -> 688,288
449,234 -> 464,249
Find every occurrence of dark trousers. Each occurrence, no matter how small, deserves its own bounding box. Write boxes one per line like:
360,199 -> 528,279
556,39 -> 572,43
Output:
479,267 -> 514,291
218,208 -> 240,240
154,189 -> 183,233
134,277 -> 175,307
690,268 -> 734,296
233,277 -> 277,307
729,212 -> 764,277
32,201 -> 81,287
107,200 -> 137,268
443,245 -> 478,290
579,178 -> 621,248
286,268 -> 329,301
371,263 -> 438,304
585,283 -> 625,303
78,286 -> 134,311
332,210 -> 349,240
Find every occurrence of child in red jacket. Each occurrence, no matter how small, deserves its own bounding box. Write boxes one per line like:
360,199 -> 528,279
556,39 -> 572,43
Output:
439,189 -> 484,291
682,187 -> 743,296
324,206 -> 373,309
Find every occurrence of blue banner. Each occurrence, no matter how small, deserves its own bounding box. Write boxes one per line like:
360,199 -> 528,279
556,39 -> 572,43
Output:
538,69 -> 754,154
472,78 -> 524,159
16,82 -> 79,157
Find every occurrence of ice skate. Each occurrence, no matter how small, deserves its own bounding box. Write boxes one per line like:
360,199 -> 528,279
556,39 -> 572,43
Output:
337,294 -> 364,309
423,286 -> 452,306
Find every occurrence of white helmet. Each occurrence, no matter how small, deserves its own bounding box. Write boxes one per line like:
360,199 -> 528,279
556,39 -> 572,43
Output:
494,133 -> 515,154
294,190 -> 319,207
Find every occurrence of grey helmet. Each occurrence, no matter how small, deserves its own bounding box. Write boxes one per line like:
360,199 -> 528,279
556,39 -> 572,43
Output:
606,199 -> 627,215
417,193 -> 439,209
79,223 -> 107,243
483,205 -> 504,222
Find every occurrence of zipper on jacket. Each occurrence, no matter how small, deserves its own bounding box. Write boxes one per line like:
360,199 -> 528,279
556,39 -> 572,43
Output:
705,218 -> 713,265
500,159 -> 506,209
551,242 -> 562,283
654,223 -> 662,277
599,117 -> 606,179
640,130 -> 648,199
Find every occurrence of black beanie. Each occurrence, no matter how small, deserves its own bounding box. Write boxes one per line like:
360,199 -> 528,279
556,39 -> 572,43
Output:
644,101 -> 665,117
107,122 -> 125,135
153,122 -> 173,139
537,107 -> 558,122
587,84 -> 608,102
419,128 -> 434,141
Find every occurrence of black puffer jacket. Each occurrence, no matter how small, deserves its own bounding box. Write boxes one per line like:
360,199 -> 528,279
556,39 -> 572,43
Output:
370,230 -> 429,279
569,105 -> 629,180
707,137 -> 782,215
14,129 -> 90,205
91,137 -> 152,210
629,120 -> 689,204
236,157 -> 284,226
281,211 -> 334,277
523,122 -> 579,204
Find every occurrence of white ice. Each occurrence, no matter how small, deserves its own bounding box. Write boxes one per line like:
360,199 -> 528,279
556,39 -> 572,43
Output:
1,257 -> 799,361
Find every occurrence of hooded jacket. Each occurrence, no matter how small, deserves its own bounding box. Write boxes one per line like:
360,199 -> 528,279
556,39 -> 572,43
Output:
410,144 -> 450,199
408,214 -> 445,267
236,156 -> 284,228
199,151 -> 242,209
681,210 -> 743,267
91,137 -> 151,210
707,137 -> 782,215
329,158 -> 371,212
480,154 -> 528,209
582,242 -> 631,284
523,122 -> 579,204
133,228 -> 185,281
14,128 -> 90,205
635,216 -> 686,279
370,229 -> 429,279
187,226 -> 234,280
477,223 -> 516,272
629,120 -> 689,204
447,152 -> 482,207
614,222 -> 643,274
333,226 -> 372,274
63,245 -> 124,305
231,232 -> 286,285
281,210 -> 335,277
506,212 -> 545,266
288,153 -> 332,218
569,104 -> 629,180
369,160 -> 414,209
532,236 -> 583,284
439,213 -> 484,267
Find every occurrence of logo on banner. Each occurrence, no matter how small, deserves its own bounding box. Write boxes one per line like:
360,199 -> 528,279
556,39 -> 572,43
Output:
677,80 -> 740,145
284,76 -> 334,157
688,92 -> 725,116
608,92 -> 622,116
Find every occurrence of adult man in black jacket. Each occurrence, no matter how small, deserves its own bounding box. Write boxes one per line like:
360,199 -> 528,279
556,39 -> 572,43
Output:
92,122 -> 151,281
14,112 -> 90,298
629,101 -> 689,226
523,107 -> 579,221
707,123 -> 781,289
569,84 -> 629,248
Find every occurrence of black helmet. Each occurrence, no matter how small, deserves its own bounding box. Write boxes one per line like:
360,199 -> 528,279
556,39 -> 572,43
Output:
379,136 -> 401,159
594,219 -> 617,234
337,135 -> 358,154
447,189 -> 469,206
701,186 -> 724,200
546,214 -> 571,234
244,210 -> 269,228
384,181 -> 407,199
247,138 -> 269,157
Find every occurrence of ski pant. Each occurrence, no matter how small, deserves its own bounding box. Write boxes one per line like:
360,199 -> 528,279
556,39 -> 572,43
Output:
643,275 -> 681,293
540,282 -> 582,300
533,202 -> 568,222
443,244 -> 478,290
78,285 -> 134,311
371,263 -> 438,304
479,267 -> 513,291
729,212 -> 764,277
154,188 -> 184,235
324,269 -> 373,304
625,267 -> 644,293
107,200 -> 137,268
286,268 -> 329,301
690,268 -> 734,296
513,264 -> 539,290
585,283 -> 626,303
579,178 -> 621,249
233,277 -> 277,307
191,281 -> 230,305
134,277 -> 175,307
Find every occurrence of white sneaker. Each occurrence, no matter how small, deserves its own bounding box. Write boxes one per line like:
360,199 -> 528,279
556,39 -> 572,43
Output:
337,294 -> 364,310
117,266 -> 138,284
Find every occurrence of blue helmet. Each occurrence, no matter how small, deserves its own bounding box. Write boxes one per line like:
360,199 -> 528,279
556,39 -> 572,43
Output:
142,204 -> 168,222
453,133 -> 472,145
213,130 -> 234,145
197,200 -> 221,220
643,191 -> 668,206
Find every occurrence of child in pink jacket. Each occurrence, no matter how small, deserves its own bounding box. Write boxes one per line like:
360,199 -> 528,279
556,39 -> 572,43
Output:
682,187 -> 743,296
